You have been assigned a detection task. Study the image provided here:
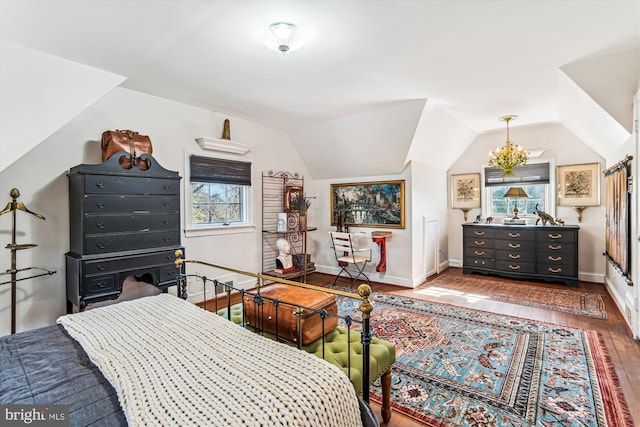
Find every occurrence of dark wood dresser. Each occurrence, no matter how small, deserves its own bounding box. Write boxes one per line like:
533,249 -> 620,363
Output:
65,153 -> 184,312
462,223 -> 579,287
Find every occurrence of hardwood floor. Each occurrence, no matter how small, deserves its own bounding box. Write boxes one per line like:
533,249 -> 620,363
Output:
305,268 -> 640,427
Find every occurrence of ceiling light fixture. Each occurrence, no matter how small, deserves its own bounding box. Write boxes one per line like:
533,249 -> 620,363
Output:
488,115 -> 529,176
263,22 -> 303,55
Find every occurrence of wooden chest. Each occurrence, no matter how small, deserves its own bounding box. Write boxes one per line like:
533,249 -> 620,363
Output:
244,284 -> 339,345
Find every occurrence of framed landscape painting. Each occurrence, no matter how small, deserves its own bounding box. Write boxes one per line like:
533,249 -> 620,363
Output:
451,173 -> 481,209
557,163 -> 600,206
330,180 -> 405,228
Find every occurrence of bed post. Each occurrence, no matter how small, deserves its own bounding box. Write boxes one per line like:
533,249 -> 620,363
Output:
357,284 -> 373,404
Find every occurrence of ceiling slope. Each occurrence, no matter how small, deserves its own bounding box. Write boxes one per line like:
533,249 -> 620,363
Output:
0,41 -> 126,171
288,100 -> 426,179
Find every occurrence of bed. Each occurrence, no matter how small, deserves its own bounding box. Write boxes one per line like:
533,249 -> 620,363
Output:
1,258 -> 384,427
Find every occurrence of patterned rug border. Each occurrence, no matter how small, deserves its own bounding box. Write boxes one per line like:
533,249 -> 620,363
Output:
421,274 -> 608,319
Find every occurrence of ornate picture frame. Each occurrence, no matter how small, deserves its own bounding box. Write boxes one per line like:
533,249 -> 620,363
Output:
557,162 -> 600,206
451,173 -> 481,209
330,180 -> 405,228
284,186 -> 303,212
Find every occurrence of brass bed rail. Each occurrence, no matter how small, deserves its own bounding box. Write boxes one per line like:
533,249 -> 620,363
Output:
173,249 -> 375,404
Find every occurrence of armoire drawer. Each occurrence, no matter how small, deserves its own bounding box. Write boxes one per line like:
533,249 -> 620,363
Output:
84,213 -> 180,235
84,231 -> 181,254
84,175 -> 179,195
84,195 -> 179,214
83,274 -> 120,297
84,249 -> 178,275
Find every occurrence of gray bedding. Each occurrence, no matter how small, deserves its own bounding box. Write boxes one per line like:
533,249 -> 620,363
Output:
0,324 -> 126,426
1,324 -> 379,427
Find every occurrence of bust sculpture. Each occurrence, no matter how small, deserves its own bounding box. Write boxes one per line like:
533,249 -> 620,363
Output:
275,238 -> 293,269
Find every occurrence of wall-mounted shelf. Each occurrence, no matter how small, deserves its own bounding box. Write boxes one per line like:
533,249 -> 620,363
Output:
195,137 -> 252,155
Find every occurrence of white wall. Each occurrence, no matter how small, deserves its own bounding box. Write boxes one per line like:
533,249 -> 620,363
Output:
410,160 -> 449,285
0,87 -> 311,336
447,123 -> 606,283
310,168 -> 415,287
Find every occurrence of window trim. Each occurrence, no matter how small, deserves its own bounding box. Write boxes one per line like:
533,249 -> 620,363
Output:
183,150 -> 255,238
481,159 -> 556,220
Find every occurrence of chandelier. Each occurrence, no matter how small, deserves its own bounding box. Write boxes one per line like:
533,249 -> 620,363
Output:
488,115 -> 528,176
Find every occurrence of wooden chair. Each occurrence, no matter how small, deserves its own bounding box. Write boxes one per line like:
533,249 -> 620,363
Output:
329,232 -> 372,287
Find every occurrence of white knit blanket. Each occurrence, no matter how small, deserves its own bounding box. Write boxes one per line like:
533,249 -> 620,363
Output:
58,294 -> 361,427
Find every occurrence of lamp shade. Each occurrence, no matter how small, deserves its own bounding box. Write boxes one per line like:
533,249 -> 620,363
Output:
503,187 -> 529,198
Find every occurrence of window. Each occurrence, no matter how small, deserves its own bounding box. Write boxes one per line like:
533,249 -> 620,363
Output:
186,154 -> 252,232
484,162 -> 552,218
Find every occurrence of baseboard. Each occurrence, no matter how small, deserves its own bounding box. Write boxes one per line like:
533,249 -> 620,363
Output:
315,265 -> 415,288
578,271 -> 605,283
449,259 -> 463,268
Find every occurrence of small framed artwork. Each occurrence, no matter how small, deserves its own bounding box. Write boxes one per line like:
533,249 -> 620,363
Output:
284,186 -> 303,212
557,162 -> 600,206
451,173 -> 481,209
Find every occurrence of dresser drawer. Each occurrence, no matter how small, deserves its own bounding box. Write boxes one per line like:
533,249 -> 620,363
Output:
495,250 -> 534,262
464,228 -> 495,239
84,231 -> 181,254
159,264 -> 179,284
495,260 -> 536,274
538,264 -> 576,277
495,239 -> 529,251
84,274 -> 119,297
538,252 -> 575,266
464,258 -> 494,269
464,237 -> 494,249
84,249 -> 178,275
464,247 -> 494,259
84,213 -> 180,235
536,229 -> 576,244
537,242 -> 575,254
84,175 -> 179,195
84,195 -> 179,214
494,229 -> 535,241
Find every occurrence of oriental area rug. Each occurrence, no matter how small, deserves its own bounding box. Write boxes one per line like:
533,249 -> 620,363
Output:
336,293 -> 633,427
423,274 -> 607,319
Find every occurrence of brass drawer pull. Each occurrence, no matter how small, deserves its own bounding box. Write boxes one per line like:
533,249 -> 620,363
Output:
548,256 -> 562,262
474,240 -> 486,246
508,254 -> 521,259
508,243 -> 521,249
474,250 -> 485,256
474,260 -> 486,265
548,233 -> 562,239
548,267 -> 562,273
474,231 -> 485,236
508,264 -> 521,270
508,232 -> 520,238
548,245 -> 562,250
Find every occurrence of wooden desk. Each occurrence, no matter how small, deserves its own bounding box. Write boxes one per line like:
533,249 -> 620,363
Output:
371,231 -> 392,272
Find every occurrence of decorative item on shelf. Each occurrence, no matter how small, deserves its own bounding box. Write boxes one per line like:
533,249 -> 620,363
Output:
101,129 -> 153,171
290,194 -> 311,230
222,119 -> 231,140
277,212 -> 287,232
488,115 -> 529,176
195,119 -> 253,155
275,238 -> 294,271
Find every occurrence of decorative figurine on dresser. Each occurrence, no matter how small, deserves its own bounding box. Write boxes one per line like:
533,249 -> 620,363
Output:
65,146 -> 185,313
462,222 -> 579,287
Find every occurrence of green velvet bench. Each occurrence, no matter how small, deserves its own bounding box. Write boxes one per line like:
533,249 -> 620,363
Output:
217,303 -> 396,423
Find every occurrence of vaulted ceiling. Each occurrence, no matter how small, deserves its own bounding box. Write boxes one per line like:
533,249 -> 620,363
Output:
1,1 -> 638,177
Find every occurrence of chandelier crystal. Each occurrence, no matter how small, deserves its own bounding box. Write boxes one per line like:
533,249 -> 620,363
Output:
488,115 -> 528,176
